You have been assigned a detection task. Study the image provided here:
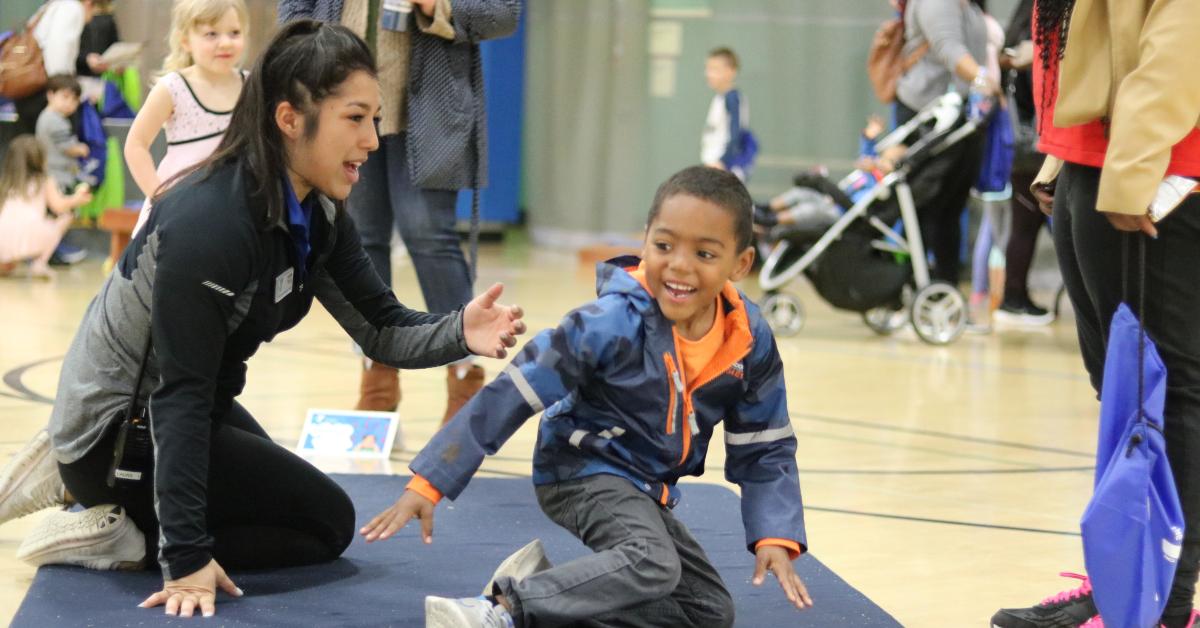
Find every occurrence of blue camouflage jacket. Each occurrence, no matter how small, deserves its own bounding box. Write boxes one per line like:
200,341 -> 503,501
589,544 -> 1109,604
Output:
410,256 -> 806,554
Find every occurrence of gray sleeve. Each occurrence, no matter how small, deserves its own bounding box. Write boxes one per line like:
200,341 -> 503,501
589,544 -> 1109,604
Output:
310,268 -> 471,368
36,115 -> 76,152
912,0 -> 973,70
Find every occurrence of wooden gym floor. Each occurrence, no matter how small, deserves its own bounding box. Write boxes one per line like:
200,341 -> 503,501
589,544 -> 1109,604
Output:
0,229 -> 1105,626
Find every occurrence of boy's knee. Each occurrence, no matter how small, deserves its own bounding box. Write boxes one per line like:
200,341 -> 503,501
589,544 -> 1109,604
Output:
630,537 -> 682,599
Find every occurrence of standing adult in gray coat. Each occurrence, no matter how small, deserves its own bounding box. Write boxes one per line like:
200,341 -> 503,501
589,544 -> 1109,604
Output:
277,0 -> 520,421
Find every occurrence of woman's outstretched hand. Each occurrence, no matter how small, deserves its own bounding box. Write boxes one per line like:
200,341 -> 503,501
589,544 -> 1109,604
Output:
463,283 -> 526,359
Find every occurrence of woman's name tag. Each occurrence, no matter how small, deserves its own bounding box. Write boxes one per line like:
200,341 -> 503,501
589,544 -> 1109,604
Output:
275,268 -> 294,303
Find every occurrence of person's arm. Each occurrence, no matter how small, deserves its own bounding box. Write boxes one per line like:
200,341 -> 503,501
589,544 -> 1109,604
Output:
148,198 -> 259,580
276,0 -> 318,23
64,142 -> 90,158
124,81 -> 175,199
724,319 -> 805,558
361,297 -> 629,542
725,316 -> 811,610
43,179 -> 90,214
312,207 -> 474,368
719,90 -> 743,168
1096,0 -> 1200,218
416,0 -> 519,45
409,299 -> 626,499
913,0 -> 995,91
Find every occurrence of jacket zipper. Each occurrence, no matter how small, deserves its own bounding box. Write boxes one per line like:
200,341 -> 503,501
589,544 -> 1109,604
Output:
663,353 -> 680,436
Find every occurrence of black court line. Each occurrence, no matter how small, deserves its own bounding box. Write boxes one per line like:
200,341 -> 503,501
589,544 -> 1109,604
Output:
390,453 -> 1084,538
457,453 -> 1094,477
792,339 -> 1090,383
2,357 -> 60,405
793,412 -> 1095,459
804,505 -> 1081,537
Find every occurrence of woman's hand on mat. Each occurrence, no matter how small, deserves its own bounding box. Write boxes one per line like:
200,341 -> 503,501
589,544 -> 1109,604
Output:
139,559 -> 243,618
463,282 -> 527,360
752,546 -> 813,611
1102,211 -> 1159,238
361,489 -> 435,544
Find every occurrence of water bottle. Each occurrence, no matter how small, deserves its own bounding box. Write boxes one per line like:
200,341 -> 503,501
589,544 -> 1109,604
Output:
380,0 -> 412,32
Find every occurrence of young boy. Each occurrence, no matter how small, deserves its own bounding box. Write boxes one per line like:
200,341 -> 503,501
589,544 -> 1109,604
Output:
362,166 -> 811,628
35,75 -> 90,194
701,47 -> 753,181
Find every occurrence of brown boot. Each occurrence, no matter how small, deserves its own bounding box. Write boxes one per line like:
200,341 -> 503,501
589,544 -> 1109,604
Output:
356,359 -> 400,412
443,364 -> 485,425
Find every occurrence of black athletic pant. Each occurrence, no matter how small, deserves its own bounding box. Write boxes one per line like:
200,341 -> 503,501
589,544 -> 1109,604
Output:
1054,162 -> 1200,621
895,99 -> 986,283
59,401 -> 355,573
1003,169 -> 1049,304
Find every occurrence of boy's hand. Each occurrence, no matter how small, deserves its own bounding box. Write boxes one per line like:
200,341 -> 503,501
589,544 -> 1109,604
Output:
360,489 -> 435,544
752,545 -> 812,611
463,282 -> 526,359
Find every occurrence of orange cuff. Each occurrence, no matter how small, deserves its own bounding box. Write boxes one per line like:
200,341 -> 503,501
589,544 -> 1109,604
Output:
755,538 -> 802,560
406,475 -> 444,504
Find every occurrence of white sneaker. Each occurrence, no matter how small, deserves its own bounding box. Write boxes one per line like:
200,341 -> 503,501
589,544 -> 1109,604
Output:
425,595 -> 515,628
482,538 -> 551,595
0,430 -> 67,524
17,504 -> 146,570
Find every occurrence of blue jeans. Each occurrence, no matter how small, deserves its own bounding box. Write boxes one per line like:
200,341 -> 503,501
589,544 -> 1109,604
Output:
347,133 -> 472,314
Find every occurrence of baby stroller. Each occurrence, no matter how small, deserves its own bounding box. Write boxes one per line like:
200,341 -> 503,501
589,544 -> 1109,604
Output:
757,92 -> 990,345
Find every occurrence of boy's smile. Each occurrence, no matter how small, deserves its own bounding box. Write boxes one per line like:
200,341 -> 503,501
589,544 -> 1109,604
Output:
643,193 -> 754,340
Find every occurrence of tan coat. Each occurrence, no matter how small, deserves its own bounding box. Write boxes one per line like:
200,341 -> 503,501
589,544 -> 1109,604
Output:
1035,0 -> 1200,215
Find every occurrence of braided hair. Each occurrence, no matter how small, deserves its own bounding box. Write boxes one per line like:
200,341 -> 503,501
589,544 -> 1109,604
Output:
1033,0 -> 1075,125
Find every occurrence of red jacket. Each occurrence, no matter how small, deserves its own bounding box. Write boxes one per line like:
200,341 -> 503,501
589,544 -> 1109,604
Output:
1034,31 -> 1200,176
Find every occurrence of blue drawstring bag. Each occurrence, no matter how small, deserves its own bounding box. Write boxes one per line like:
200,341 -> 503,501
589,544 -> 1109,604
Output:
975,105 -> 1014,194
1081,240 -> 1184,628
99,80 -> 135,119
77,102 -> 108,188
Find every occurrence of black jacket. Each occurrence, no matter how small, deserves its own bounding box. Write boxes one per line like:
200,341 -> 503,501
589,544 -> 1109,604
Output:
49,160 -> 469,579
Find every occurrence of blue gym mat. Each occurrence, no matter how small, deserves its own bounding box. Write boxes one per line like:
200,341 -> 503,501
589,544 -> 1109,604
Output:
12,475 -> 899,627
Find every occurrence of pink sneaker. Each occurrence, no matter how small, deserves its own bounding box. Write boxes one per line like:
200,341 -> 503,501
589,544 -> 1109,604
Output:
990,572 -> 1097,628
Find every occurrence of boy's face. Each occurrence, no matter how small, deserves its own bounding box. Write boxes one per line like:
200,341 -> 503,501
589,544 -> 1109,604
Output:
642,194 -> 754,336
705,57 -> 736,93
46,89 -> 80,116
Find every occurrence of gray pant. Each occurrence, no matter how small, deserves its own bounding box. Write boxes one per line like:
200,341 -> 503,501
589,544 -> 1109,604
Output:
497,474 -> 735,628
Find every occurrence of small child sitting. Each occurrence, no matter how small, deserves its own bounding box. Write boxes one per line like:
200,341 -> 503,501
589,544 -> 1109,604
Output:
0,135 -> 93,278
362,166 -> 811,628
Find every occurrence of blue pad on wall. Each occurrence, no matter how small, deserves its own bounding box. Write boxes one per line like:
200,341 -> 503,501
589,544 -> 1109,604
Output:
13,475 -> 899,626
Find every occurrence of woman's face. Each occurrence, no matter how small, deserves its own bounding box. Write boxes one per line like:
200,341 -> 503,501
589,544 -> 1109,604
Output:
283,70 -> 382,201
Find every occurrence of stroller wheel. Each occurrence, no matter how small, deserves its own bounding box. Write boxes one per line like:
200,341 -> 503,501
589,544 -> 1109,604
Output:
909,282 -> 967,345
762,292 -> 805,337
863,306 -> 908,336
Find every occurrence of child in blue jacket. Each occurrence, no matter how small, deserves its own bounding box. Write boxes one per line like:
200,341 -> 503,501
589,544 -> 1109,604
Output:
362,166 -> 810,628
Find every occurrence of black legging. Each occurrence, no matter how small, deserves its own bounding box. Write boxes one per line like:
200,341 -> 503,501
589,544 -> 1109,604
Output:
1003,169 -> 1049,304
1054,162 -> 1200,623
58,401 -> 355,572
895,99 -> 986,283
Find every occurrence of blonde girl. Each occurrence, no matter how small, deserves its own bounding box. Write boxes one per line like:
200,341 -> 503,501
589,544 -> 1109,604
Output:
123,0 -> 248,235
0,136 -> 93,279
